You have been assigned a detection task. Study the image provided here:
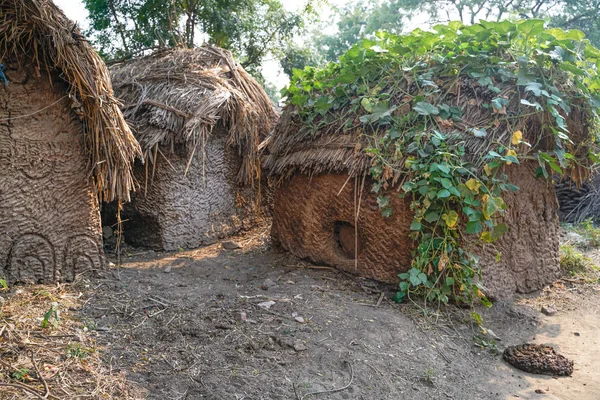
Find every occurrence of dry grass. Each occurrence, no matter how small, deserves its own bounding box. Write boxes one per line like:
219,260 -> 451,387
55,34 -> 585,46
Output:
110,46 -> 278,187
0,282 -> 144,399
0,0 -> 141,202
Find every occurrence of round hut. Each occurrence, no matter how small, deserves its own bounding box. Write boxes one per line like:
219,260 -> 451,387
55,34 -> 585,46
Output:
109,47 -> 277,251
0,0 -> 140,285
265,21 -> 599,300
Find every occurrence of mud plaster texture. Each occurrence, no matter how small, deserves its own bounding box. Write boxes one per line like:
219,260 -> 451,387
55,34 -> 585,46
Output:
0,64 -> 104,285
272,161 -> 560,299
474,161 -> 561,299
272,173 -> 413,284
119,131 -> 264,251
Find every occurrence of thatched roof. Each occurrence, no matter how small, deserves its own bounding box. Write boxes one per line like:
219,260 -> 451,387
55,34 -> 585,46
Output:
110,46 -> 278,186
265,80 -> 593,182
264,22 -> 600,186
0,0 -> 141,202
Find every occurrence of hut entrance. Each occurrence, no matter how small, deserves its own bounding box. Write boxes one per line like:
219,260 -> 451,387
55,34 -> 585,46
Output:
333,221 -> 361,259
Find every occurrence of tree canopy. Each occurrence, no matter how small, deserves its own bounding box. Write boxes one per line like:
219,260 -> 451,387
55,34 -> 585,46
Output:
83,0 -> 309,72
282,0 -> 600,75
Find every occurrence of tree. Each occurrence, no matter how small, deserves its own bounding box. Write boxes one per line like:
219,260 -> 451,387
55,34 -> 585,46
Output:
83,0 -> 310,71
401,0 -> 600,47
279,0 -> 411,76
317,0 -> 409,61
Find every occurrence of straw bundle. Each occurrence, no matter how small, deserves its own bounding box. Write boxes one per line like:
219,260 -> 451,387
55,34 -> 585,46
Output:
110,46 -> 278,186
0,0 -> 141,202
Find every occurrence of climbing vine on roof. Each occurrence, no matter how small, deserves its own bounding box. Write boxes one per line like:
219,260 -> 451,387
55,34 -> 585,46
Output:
281,19 -> 600,307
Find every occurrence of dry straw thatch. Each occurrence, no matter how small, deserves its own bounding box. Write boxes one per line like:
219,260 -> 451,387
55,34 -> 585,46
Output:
265,78 -> 594,185
110,46 -> 278,186
0,0 -> 141,202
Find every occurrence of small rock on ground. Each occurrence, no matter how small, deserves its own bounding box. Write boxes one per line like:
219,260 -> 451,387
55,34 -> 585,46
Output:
261,278 -> 276,290
541,305 -> 557,316
222,241 -> 241,250
293,340 -> 307,352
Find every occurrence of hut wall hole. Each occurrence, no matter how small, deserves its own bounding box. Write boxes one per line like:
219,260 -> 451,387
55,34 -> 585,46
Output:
333,221 -> 361,260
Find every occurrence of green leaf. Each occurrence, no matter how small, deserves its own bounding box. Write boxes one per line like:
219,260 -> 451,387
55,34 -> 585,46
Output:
393,292 -> 406,303
524,82 -> 543,96
517,19 -> 545,37
424,211 -> 440,223
437,189 -> 451,199
471,311 -> 484,326
520,99 -> 543,110
377,195 -> 390,209
434,163 -> 450,174
413,101 -> 439,116
440,178 -> 453,189
480,223 -> 507,243
491,97 -> 508,112
382,208 -> 393,218
410,220 -> 422,231
361,97 -> 374,112
483,196 -> 504,220
466,221 -> 483,234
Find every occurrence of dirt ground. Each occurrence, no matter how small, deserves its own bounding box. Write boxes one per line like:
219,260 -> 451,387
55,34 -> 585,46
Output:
2,225 -> 600,399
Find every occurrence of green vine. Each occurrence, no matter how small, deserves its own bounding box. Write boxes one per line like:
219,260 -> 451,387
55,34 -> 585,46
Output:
281,19 -> 600,307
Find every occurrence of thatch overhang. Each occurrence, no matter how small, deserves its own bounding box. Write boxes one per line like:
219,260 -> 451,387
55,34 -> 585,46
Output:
0,0 -> 142,202
110,46 -> 279,186
265,79 -> 596,185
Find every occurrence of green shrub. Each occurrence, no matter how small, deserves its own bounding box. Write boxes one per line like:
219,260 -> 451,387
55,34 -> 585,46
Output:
573,218 -> 600,248
559,244 -> 592,275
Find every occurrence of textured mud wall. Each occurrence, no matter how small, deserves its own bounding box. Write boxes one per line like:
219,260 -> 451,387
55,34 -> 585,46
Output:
272,174 -> 414,283
0,65 -> 104,285
474,162 -> 560,299
273,164 -> 560,299
121,133 -> 262,250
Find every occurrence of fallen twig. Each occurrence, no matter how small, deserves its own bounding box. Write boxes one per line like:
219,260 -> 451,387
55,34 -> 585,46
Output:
376,292 -> 385,307
0,382 -> 46,399
31,351 -> 50,399
300,361 -> 354,400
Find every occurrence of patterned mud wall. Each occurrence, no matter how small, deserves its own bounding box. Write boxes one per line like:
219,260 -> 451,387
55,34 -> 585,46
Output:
0,66 -> 103,285
272,173 -> 414,284
273,164 -> 560,299
474,161 -> 560,299
120,133 -> 261,250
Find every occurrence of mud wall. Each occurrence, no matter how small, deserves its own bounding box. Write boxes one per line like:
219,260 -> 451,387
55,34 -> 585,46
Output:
272,173 -> 414,283
120,133 -> 262,250
0,65 -> 104,285
475,162 -> 560,299
272,162 -> 560,299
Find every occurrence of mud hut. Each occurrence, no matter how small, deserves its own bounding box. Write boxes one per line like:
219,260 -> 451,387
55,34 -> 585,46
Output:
265,21 -> 600,300
110,47 -> 277,250
0,0 -> 141,285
